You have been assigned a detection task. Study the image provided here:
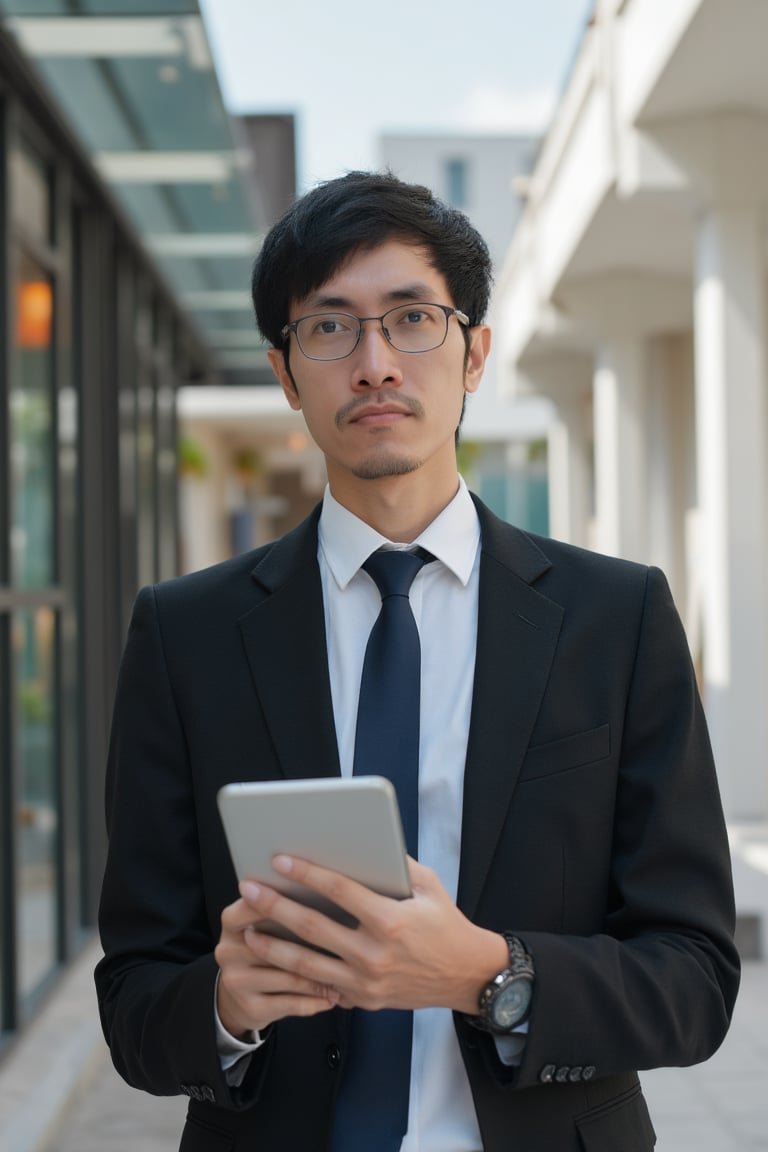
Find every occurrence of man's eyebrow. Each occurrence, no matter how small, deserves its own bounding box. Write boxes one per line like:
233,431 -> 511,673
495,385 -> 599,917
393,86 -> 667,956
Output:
303,282 -> 439,311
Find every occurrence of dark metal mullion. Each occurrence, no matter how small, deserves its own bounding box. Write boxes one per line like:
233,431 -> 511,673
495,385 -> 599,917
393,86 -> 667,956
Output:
71,206 -> 90,936
52,605 -> 66,967
0,612 -> 15,1036
77,205 -> 118,926
153,303 -> 173,583
0,91 -> 18,1036
0,74 -> 12,587
52,152 -> 74,966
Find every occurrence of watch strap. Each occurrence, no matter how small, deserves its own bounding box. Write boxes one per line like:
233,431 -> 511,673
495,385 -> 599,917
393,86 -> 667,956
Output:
464,933 -> 534,1034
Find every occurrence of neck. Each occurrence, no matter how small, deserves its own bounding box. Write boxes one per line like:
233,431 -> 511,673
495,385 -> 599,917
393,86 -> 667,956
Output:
327,470 -> 460,542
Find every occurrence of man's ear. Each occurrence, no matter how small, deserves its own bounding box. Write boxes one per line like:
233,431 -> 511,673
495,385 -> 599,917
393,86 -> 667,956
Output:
268,347 -> 302,411
464,325 -> 492,395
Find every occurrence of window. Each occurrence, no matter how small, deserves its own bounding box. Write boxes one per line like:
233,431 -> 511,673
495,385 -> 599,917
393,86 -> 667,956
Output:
444,157 -> 469,208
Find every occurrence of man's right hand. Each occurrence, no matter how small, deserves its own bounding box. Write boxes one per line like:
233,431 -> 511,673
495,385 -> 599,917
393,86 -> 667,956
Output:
215,886 -> 341,1039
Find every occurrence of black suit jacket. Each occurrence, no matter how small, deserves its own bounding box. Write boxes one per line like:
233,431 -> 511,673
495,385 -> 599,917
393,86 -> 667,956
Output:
96,497 -> 739,1152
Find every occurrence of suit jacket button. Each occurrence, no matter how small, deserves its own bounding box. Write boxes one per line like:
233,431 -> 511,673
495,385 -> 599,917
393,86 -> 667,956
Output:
326,1044 -> 341,1070
583,1065 -> 596,1080
539,1064 -> 556,1084
569,1066 -> 583,1082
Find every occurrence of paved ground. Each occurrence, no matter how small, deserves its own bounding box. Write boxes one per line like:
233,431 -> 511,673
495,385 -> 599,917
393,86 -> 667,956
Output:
40,961 -> 768,1152
642,961 -> 768,1150
1,822 -> 766,1152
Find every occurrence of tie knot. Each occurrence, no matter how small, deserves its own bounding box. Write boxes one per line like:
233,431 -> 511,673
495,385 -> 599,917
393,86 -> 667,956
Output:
362,548 -> 433,599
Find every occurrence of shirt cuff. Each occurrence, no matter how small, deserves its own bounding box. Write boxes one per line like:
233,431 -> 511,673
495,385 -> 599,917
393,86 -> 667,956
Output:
493,1020 -> 529,1067
214,972 -> 269,1079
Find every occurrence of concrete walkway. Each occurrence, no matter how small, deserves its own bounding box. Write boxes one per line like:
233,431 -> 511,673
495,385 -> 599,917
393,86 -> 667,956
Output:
39,960 -> 768,1152
1,822 -> 766,1152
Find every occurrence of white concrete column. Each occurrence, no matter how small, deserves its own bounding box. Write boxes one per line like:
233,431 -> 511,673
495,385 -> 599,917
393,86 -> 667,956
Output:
592,335 -> 649,561
178,425 -> 230,573
557,273 -> 692,564
694,204 -> 768,819
645,334 -> 696,619
547,392 -> 592,547
516,351 -> 594,548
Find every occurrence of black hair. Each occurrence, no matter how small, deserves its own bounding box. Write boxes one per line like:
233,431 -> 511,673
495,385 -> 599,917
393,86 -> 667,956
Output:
251,170 -> 493,350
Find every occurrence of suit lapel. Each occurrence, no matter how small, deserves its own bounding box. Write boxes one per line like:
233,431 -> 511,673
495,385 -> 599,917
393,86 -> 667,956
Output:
236,497 -> 564,917
238,507 -> 342,781
457,501 -> 563,919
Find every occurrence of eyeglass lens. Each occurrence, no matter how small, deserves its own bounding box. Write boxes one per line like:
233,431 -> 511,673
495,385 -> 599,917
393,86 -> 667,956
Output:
294,303 -> 451,360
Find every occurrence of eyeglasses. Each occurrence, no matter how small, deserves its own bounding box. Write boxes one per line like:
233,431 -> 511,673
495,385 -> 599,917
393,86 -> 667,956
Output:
281,302 -> 470,361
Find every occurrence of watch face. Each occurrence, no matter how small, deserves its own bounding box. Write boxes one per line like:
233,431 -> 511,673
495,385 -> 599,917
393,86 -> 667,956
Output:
491,977 -> 532,1030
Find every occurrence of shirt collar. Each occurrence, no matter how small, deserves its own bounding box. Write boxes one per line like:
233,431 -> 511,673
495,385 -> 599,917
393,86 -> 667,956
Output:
318,476 -> 480,591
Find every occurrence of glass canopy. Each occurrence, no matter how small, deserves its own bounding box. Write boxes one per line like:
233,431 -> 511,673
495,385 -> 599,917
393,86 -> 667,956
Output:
0,0 -> 276,382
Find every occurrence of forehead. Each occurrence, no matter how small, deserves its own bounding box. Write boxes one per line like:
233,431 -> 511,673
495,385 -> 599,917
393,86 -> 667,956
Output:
293,239 -> 452,314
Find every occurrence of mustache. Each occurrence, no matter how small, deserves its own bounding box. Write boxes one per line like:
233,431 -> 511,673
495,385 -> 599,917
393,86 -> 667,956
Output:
335,391 -> 424,429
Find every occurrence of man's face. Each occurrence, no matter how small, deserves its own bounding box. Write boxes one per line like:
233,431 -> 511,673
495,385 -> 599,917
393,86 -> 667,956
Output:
268,240 -> 490,501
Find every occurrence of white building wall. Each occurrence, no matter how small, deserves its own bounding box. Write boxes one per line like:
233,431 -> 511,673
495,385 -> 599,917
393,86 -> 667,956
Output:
495,0 -> 768,821
380,134 -> 538,263
379,133 -> 553,445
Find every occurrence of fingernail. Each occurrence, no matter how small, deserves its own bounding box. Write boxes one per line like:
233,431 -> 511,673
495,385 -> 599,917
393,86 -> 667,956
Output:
272,854 -> 293,874
240,880 -> 262,902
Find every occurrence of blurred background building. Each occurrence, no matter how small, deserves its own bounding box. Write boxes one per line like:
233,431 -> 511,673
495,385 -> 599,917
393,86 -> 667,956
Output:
380,131 -> 551,542
0,0 -> 766,1076
0,0 -> 293,1053
495,0 -> 768,826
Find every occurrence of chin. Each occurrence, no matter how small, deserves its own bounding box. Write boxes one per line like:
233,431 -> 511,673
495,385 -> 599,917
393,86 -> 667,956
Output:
352,455 -> 423,480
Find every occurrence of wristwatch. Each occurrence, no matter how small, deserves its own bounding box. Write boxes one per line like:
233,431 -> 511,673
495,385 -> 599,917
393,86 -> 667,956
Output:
465,933 -> 534,1034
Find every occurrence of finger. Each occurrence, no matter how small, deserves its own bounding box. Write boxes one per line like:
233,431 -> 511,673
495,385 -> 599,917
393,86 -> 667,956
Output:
243,918 -> 350,984
222,949 -> 340,1001
269,855 -> 394,923
221,892 -> 276,935
245,992 -> 340,1024
219,986 -> 340,1036
237,875 -> 360,960
405,856 -> 441,892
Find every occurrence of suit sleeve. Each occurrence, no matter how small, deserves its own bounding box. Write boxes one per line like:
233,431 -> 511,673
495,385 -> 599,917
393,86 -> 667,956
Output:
474,566 -> 740,1090
94,586 -> 271,1108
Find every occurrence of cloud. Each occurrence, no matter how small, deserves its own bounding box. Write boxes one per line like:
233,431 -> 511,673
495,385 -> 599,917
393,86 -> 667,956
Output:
455,84 -> 559,134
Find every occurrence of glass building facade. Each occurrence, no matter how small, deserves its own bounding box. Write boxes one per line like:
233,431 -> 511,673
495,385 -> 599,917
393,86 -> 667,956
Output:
0,26 -> 210,1046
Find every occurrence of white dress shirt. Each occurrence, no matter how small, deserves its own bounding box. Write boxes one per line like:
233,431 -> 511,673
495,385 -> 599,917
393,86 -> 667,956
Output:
218,477 -> 522,1150
319,478 -> 483,1152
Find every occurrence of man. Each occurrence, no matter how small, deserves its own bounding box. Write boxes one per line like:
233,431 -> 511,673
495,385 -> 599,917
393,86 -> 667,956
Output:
96,171 -> 739,1151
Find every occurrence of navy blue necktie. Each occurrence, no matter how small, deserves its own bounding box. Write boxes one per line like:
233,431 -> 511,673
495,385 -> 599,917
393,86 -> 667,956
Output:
332,548 -> 432,1152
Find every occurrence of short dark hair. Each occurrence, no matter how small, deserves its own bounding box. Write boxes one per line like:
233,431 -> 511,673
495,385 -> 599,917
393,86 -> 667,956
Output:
251,170 -> 493,350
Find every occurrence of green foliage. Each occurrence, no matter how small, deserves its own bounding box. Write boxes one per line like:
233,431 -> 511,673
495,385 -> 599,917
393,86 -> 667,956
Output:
178,436 -> 209,477
456,440 -> 485,478
232,448 -> 263,478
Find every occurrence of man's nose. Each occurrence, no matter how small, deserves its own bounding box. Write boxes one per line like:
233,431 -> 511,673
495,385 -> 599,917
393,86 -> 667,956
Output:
350,320 -> 403,387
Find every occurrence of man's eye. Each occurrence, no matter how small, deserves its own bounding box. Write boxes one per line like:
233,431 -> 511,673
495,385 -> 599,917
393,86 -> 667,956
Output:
399,309 -> 429,325
314,318 -> 345,335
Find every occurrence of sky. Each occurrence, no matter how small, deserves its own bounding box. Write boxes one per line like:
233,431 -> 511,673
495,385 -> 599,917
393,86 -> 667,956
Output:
198,0 -> 595,191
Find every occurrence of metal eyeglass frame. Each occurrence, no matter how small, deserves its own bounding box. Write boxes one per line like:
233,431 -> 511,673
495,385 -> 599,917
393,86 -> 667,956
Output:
280,302 -> 470,361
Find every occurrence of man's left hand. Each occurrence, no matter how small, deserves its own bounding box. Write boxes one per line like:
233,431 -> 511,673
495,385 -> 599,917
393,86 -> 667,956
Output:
237,855 -> 508,1015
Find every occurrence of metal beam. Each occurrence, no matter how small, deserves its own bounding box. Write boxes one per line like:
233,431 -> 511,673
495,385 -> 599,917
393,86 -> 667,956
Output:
183,290 -> 253,310
95,150 -> 246,184
5,16 -> 212,68
146,232 -> 262,257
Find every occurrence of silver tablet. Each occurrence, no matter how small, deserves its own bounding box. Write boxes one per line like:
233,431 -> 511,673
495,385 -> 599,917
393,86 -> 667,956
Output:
217,775 -> 411,939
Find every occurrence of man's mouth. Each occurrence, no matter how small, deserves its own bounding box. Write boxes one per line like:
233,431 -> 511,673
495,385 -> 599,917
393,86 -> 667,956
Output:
336,392 -> 423,428
350,405 -> 410,426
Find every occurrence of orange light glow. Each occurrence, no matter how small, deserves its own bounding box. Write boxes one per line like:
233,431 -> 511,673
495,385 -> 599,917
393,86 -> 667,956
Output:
17,280 -> 52,348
